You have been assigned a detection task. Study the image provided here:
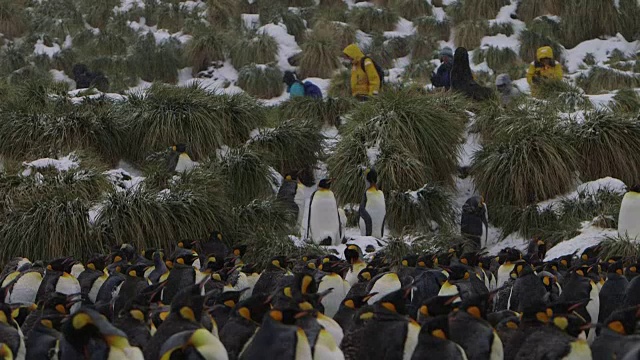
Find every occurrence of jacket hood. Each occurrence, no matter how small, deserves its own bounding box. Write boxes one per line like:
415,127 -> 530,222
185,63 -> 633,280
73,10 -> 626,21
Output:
343,43 -> 364,61
536,46 -> 554,61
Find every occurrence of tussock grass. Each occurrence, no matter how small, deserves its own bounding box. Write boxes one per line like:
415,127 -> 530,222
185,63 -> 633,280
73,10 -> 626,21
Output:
392,0 -> 432,21
0,44 -> 28,77
328,89 -> 465,204
311,22 -> 356,51
560,0 -> 619,49
278,96 -> 355,127
78,0 -> 119,29
207,0 -> 241,30
328,68 -> 352,98
96,169 -> 231,251
308,3 -> 348,26
516,0 -> 563,24
214,148 -> 278,205
119,83 -> 224,162
229,32 -> 278,69
144,1 -> 196,33
281,11 -> 306,42
600,235 -> 640,259
611,89 -> 640,113
618,0 -> 640,41
247,119 -> 324,176
28,0 -> 84,40
210,93 -> 266,146
577,67 -> 640,95
403,60 -> 436,84
386,184 -> 455,234
449,0 -> 507,22
472,111 -> 577,206
86,56 -> 137,93
129,33 -> 182,83
363,34 -> 395,69
572,110 -> 640,185
410,35 -> 437,62
519,28 -> 563,63
477,46 -> 519,73
486,22 -> 514,37
535,80 -> 591,112
454,21 -> 488,50
414,16 -> 450,41
385,36 -> 411,59
298,28 -> 341,79
184,27 -> 226,76
0,0 -> 27,39
237,64 -> 283,99
74,27 -> 134,57
349,6 -> 399,33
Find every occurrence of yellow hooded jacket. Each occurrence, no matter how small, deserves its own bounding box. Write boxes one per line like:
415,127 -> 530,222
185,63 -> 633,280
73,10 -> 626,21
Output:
343,44 -> 381,97
527,46 -> 563,96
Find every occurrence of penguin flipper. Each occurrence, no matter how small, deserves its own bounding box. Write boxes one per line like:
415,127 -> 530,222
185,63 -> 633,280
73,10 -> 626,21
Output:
306,191 -> 317,242
359,192 -> 373,236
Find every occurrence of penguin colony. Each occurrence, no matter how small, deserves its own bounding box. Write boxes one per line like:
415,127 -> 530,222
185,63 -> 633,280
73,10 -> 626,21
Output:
3,235 -> 640,360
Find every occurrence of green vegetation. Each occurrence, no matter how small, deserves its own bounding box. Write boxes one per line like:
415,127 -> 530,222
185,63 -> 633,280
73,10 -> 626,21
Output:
454,21 -> 488,50
560,0 -> 619,49
184,28 -> 226,76
414,16 -> 450,41
237,64 -> 284,99
230,32 -> 278,69
278,96 -> 354,127
577,67 -> 640,94
386,184 -> 455,234
349,6 -> 399,33
298,27 -> 341,79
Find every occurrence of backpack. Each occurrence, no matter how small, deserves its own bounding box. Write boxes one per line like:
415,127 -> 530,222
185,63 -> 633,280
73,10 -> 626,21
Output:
302,81 -> 323,99
360,56 -> 385,85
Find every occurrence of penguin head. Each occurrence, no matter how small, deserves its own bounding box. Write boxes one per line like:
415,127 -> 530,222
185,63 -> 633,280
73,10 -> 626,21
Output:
0,343 -> 12,359
458,294 -> 490,320
459,252 -> 480,267
170,283 -> 209,322
580,244 -> 602,263
12,303 -> 38,326
520,301 -> 550,324
230,244 -> 247,259
536,271 -> 556,290
269,256 -> 289,270
357,267 -> 378,282
344,244 -> 363,264
496,317 -> 521,332
172,144 -> 188,153
375,285 -> 413,315
629,184 -> 640,193
422,315 -> 451,340
603,306 -> 640,335
170,248 -> 199,267
62,307 -> 132,350
342,293 -> 377,311
419,295 -> 458,319
477,255 -> 495,270
319,260 -> 349,276
401,254 -> 418,268
283,173 -> 298,182
159,328 -> 222,359
43,292 -> 81,315
130,281 -> 166,309
234,294 -> 271,323
212,289 -> 248,309
151,306 -> 171,329
293,271 -> 318,295
557,254 -> 573,269
126,264 -> 148,278
416,254 -> 435,268
318,178 -> 333,190
443,264 -> 471,282
240,263 -> 259,275
498,247 -> 523,264
626,263 -> 639,277
141,248 -> 159,262
551,313 -> 589,338
177,239 -> 196,250
46,257 -> 73,272
511,260 -> 532,278
202,256 -> 223,273
0,304 -> 18,328
364,168 -> 378,188
266,308 -> 307,326
321,254 -> 341,264
85,255 -> 108,272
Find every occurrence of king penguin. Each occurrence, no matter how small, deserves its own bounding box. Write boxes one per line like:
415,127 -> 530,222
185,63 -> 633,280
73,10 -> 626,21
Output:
618,184 -> 640,240
358,168 -> 386,239
306,179 -> 342,246
317,262 -> 351,318
344,245 -> 367,287
461,196 -> 489,250
168,143 -> 198,173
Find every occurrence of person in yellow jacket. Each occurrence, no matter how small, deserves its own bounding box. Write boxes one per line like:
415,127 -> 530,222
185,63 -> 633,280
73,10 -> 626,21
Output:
526,46 -> 563,97
343,43 -> 381,100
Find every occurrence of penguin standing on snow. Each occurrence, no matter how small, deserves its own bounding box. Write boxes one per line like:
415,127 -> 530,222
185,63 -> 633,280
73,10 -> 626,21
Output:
358,168 -> 386,239
461,196 -> 489,250
619,184 -> 640,240
306,178 -> 343,246
168,143 -> 197,173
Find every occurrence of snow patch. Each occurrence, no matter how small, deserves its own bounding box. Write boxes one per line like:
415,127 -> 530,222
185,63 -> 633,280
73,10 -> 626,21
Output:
258,23 -> 301,72
33,40 -> 61,58
545,223 -> 617,260
564,34 -> 640,73
537,177 -> 626,210
21,154 -> 79,176
480,34 -> 520,52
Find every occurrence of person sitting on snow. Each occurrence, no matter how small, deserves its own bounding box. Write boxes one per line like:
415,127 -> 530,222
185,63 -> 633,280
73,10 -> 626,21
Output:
431,47 -> 454,90
495,74 -> 521,106
526,46 -> 563,97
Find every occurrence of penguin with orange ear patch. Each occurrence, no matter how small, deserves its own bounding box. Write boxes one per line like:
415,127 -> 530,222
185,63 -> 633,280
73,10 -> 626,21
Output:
449,294 -> 503,360
219,294 -> 271,360
598,260 -> 628,327
412,315 -> 467,360
591,305 -> 640,360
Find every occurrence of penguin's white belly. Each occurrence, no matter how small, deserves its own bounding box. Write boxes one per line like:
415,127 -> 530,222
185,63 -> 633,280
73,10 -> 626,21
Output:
403,321 -> 420,360
360,191 -> 386,238
71,264 -> 85,279
9,272 -> 43,304
438,281 -> 461,302
313,328 -> 344,360
618,192 -> 640,241
308,192 -> 341,245
89,275 -> 108,304
186,330 -> 229,360
490,331 -> 504,360
295,184 -> 307,234
175,153 -> 197,173
561,339 -> 592,360
345,262 -> 366,287
367,273 -> 401,305
56,274 -> 81,296
319,275 -> 350,318
496,264 -> 515,289
295,328 -> 314,360
316,313 -> 344,345
586,282 -> 600,345
245,274 -> 260,297
108,346 -> 145,360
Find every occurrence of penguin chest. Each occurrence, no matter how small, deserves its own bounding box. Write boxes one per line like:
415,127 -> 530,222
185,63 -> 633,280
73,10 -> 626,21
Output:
345,262 -> 366,287
316,314 -> 344,346
295,184 -> 307,230
403,321 -> 420,360
496,263 -> 515,289
367,274 -> 401,305
9,272 -> 42,304
319,275 -> 350,318
360,190 -> 386,238
562,339 -> 592,360
489,330 -> 504,360
618,192 -> 640,240
296,328 -> 314,360
55,275 -> 81,296
438,280 -> 461,301
308,192 -> 340,244
89,275 -> 108,304
586,282 -> 600,344
175,153 -> 196,173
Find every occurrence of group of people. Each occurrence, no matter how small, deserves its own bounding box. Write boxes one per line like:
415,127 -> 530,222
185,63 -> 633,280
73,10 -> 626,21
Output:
283,43 -> 565,106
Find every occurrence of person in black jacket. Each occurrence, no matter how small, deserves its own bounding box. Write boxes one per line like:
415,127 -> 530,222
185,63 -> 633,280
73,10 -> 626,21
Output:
431,47 -> 453,89
450,47 -> 493,101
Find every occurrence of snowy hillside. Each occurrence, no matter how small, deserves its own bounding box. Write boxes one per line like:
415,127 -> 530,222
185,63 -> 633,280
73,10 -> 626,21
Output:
0,0 -> 639,264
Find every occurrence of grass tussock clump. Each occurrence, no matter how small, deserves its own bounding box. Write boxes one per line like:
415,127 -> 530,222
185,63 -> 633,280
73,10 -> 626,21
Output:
392,0 -> 432,21
311,22 -> 357,51
328,68 -> 352,98
95,169 -> 231,251
577,67 -> 640,94
206,0 -> 241,30
278,96 -> 355,127
403,60 -> 436,84
617,0 -> 640,41
535,79 -> 591,112
230,32 -> 278,69
0,0 -> 27,39
129,33 -> 183,84
237,64 -> 284,99
454,21 -> 488,50
610,89 -> 640,113
209,93 -> 267,146
184,28 -> 226,75
410,35 -> 437,62
214,147 -> 278,205
385,36 -> 411,59
600,235 -> 640,260
298,28 -> 342,80
560,0 -> 619,49
518,27 -> 563,63
516,0 -> 563,24
349,6 -> 399,33
472,113 -> 578,206
328,89 -> 465,204
486,22 -> 514,37
247,119 -> 324,176
572,110 -> 640,185
386,184 -> 456,234
448,0 -> 507,22
414,16 -> 450,41
476,46 -> 520,73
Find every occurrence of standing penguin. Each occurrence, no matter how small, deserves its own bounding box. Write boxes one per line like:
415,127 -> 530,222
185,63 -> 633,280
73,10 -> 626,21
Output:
618,185 -> 640,240
598,260 -> 629,327
168,143 -> 197,173
278,174 -> 302,223
508,262 -> 547,312
306,179 -> 343,246
461,196 -> 489,250
358,168 -> 386,238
